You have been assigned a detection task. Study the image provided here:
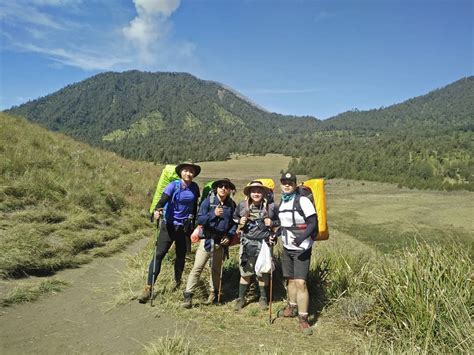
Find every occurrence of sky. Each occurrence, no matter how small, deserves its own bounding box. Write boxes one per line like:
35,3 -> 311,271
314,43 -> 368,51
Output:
0,0 -> 472,119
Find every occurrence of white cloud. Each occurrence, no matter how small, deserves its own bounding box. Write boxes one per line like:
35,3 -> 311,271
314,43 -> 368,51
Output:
1,0 -> 195,71
123,0 -> 181,63
18,43 -> 131,70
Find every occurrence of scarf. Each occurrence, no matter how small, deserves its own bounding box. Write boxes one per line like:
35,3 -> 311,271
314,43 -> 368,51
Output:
281,192 -> 296,202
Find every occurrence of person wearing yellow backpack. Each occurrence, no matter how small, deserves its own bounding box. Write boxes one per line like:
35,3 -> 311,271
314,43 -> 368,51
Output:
233,181 -> 279,311
276,172 -> 318,335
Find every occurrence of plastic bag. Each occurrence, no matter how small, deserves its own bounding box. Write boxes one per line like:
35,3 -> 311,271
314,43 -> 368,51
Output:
255,241 -> 273,276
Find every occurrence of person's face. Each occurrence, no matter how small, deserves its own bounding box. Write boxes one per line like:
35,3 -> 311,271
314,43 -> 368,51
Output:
249,187 -> 264,202
216,183 -> 231,198
180,167 -> 195,182
280,179 -> 296,194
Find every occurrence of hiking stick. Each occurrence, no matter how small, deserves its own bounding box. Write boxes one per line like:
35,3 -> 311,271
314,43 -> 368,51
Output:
268,243 -> 274,324
150,218 -> 162,307
217,246 -> 227,303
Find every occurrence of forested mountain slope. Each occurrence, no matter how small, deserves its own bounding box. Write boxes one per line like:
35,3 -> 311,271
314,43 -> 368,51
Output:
6,72 -> 473,190
6,71 -> 320,162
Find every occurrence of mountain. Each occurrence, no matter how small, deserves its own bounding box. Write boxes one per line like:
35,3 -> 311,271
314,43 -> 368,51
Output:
6,70 -> 321,162
6,71 -> 473,190
289,76 -> 474,190
321,76 -> 474,133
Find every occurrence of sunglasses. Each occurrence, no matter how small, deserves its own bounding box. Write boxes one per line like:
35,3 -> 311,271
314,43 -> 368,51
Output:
217,184 -> 231,190
280,180 -> 295,185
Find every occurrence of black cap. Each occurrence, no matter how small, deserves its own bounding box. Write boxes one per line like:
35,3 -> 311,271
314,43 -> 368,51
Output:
280,172 -> 297,183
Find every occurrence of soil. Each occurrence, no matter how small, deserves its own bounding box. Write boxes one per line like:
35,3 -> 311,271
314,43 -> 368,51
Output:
0,239 -> 191,354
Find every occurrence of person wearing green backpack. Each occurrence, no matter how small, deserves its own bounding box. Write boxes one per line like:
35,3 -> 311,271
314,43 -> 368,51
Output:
138,163 -> 201,304
182,178 -> 237,309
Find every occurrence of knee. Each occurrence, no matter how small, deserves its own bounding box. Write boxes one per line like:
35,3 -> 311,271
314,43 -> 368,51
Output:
294,279 -> 307,291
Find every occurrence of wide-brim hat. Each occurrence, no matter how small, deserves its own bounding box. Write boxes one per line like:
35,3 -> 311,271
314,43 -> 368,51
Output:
243,180 -> 271,196
211,178 -> 236,191
175,162 -> 201,177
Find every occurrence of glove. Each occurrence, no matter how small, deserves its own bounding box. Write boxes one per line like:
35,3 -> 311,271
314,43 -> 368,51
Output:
293,235 -> 309,247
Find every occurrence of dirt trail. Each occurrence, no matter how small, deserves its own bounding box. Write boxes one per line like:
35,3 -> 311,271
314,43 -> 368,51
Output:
0,239 -> 189,354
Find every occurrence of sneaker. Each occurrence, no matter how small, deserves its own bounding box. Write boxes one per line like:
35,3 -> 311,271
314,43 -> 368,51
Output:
181,292 -> 192,309
277,303 -> 298,318
298,314 -> 313,336
234,297 -> 246,311
138,285 -> 151,304
259,297 -> 268,311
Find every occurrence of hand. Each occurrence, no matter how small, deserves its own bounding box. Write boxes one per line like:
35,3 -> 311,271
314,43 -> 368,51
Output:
268,235 -> 277,246
239,216 -> 247,226
220,237 -> 230,247
214,205 -> 224,217
153,208 -> 163,221
292,235 -> 308,247
264,218 -> 272,227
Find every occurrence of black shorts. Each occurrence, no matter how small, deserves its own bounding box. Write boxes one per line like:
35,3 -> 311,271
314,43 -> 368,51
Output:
281,247 -> 312,280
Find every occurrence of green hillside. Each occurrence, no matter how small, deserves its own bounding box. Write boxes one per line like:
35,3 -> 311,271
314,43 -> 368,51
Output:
6,70 -> 321,162
321,76 -> 474,132
0,112 -> 161,278
291,77 -> 474,190
6,72 -> 473,190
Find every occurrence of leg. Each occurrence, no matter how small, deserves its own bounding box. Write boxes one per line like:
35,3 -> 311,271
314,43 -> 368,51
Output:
172,225 -> 187,284
146,224 -> 174,286
294,248 -> 313,335
184,240 -> 210,294
277,248 -> 298,317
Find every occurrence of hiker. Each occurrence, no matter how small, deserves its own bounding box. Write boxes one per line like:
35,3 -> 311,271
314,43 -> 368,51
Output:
276,172 -> 317,335
182,178 -> 237,309
138,163 -> 201,304
233,180 -> 278,311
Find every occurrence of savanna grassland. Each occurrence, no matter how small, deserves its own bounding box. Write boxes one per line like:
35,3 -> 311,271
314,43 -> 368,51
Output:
116,156 -> 473,354
1,114 -> 472,353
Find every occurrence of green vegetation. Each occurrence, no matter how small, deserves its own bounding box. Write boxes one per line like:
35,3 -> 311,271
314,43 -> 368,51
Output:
0,112 -> 162,278
6,71 -> 473,190
1,279 -> 69,306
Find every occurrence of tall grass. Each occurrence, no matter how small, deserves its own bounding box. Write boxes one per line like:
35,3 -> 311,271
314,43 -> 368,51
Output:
0,113 -> 161,277
367,242 -> 472,353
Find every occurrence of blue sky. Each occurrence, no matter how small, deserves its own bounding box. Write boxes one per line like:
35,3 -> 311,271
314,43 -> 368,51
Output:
1,0 -> 472,119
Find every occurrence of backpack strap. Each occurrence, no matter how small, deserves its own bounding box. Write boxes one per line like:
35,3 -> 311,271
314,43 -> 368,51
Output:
278,194 -> 304,226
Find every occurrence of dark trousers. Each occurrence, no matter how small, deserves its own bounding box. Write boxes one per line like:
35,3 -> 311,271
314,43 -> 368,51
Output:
147,223 -> 187,285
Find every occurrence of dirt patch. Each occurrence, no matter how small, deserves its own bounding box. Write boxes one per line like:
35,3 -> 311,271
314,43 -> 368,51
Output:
0,238 -> 192,354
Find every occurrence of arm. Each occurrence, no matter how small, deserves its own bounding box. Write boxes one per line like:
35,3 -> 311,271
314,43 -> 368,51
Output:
196,197 -> 211,226
293,214 -> 318,246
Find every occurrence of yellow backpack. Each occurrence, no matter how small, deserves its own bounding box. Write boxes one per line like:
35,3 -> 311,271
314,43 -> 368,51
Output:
302,179 -> 329,241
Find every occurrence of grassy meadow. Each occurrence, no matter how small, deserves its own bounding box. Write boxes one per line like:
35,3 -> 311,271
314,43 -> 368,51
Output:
116,156 -> 472,354
1,113 -> 472,352
0,112 -> 162,281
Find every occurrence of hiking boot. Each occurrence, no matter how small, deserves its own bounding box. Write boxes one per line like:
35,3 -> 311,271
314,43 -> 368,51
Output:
234,297 -> 246,311
182,292 -> 192,309
298,314 -> 313,336
277,303 -> 298,318
138,285 -> 151,304
259,297 -> 268,311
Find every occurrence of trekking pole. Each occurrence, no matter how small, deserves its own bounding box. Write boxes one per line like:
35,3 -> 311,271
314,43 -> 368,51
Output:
268,243 -> 274,325
150,217 -> 162,307
217,246 -> 227,303
209,237 -> 214,303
